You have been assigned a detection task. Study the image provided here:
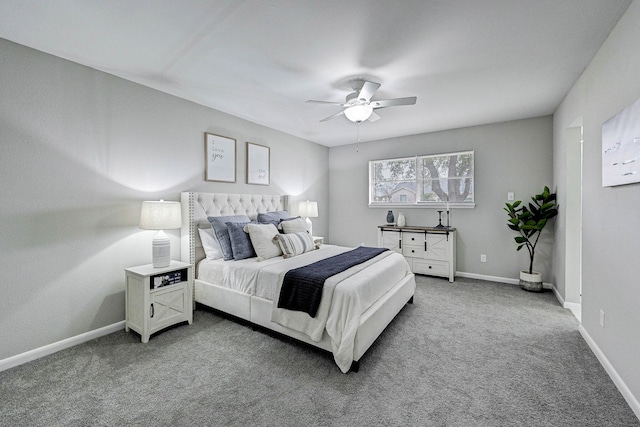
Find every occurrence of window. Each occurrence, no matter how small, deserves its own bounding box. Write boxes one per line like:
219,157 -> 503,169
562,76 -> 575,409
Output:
369,150 -> 474,207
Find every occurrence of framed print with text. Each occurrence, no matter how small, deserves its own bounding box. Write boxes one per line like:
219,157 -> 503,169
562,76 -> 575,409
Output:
205,132 -> 236,182
246,142 -> 270,185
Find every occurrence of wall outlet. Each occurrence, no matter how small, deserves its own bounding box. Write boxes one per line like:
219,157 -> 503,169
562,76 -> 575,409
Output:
480,254 -> 487,263
600,310 -> 605,327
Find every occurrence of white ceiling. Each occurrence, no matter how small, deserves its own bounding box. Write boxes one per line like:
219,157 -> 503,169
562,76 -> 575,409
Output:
0,0 -> 632,147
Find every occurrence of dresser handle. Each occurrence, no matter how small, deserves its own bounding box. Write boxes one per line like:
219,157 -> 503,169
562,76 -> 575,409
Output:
150,303 -> 154,318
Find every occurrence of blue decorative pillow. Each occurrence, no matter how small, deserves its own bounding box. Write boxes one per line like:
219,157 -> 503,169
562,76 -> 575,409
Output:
207,215 -> 251,261
257,210 -> 290,227
226,221 -> 256,260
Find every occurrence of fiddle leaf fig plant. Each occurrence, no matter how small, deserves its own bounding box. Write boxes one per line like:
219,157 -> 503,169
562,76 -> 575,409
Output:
504,186 -> 558,274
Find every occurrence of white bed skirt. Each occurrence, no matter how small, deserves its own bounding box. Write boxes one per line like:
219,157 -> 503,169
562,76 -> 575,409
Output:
194,272 -> 416,365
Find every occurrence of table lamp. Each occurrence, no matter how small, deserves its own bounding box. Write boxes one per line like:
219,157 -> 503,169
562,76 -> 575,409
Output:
298,200 -> 318,236
139,200 -> 182,268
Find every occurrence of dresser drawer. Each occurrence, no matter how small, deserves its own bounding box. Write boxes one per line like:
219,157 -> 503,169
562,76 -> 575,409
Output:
403,244 -> 424,259
402,232 -> 423,245
412,259 -> 450,277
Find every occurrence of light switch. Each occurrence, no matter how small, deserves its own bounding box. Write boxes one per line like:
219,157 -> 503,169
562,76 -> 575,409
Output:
507,192 -> 514,201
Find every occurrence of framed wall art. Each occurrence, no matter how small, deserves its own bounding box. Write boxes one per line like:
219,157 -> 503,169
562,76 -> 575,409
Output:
602,97 -> 640,187
246,142 -> 270,185
205,132 -> 236,182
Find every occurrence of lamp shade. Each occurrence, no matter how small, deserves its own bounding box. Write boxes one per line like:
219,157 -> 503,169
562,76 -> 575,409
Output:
298,200 -> 318,218
139,200 -> 182,230
344,104 -> 373,123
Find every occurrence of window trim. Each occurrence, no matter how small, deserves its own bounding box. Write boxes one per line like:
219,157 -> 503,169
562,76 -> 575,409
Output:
368,150 -> 475,209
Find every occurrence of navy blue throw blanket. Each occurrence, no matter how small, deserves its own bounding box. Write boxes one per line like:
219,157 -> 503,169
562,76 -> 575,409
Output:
277,246 -> 389,318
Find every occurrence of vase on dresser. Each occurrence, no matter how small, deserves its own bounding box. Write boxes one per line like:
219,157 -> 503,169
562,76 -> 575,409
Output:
386,210 -> 395,225
397,213 -> 406,227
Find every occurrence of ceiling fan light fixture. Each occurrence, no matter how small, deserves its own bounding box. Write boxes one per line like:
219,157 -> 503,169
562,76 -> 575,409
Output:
344,104 -> 373,123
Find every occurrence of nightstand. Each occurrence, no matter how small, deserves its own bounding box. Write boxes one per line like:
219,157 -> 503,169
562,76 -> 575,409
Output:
125,261 -> 193,343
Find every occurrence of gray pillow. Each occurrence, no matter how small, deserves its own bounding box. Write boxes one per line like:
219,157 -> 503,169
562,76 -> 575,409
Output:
226,221 -> 256,260
257,210 -> 290,227
244,223 -> 283,261
207,215 -> 251,261
279,217 -> 308,234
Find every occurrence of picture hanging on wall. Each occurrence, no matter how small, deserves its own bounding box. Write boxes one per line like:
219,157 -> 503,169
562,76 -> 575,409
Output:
205,132 -> 236,182
246,142 -> 270,185
602,97 -> 640,187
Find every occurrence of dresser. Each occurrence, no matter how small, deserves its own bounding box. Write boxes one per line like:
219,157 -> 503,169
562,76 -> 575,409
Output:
378,225 -> 456,282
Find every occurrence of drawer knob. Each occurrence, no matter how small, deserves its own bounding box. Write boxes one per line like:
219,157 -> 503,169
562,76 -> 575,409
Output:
428,266 -> 432,269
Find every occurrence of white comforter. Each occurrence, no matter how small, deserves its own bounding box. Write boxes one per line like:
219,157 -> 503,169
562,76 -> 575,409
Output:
266,247 -> 410,373
198,245 -> 411,373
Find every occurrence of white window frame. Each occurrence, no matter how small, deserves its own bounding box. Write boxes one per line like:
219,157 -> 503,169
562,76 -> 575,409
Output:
368,150 -> 475,208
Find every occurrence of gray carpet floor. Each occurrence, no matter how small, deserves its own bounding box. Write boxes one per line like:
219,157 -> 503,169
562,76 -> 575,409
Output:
1,276 -> 638,426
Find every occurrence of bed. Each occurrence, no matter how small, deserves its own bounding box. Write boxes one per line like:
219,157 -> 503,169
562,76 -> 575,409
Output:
180,192 -> 416,372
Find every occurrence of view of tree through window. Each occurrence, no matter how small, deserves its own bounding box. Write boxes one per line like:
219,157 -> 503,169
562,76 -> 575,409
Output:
369,151 -> 474,206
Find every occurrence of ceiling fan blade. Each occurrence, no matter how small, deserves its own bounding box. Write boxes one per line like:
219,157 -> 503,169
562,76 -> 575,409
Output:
320,110 -> 345,122
358,81 -> 381,102
371,96 -> 417,109
368,111 -> 381,122
307,100 -> 345,106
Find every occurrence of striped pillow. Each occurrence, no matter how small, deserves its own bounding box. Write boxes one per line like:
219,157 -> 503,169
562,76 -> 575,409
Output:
273,232 -> 316,259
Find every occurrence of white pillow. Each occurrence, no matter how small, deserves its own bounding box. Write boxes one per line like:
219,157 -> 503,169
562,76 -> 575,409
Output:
243,223 -> 282,261
198,227 -> 223,260
273,232 -> 317,258
279,217 -> 309,234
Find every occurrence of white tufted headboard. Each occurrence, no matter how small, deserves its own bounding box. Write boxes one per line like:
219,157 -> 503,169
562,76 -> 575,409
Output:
180,192 -> 288,267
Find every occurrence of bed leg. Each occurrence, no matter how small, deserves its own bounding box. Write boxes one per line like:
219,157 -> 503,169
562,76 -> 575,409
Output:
408,296 -> 414,304
349,360 -> 360,373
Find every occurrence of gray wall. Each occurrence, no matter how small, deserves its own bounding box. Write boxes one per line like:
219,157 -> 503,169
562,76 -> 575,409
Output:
0,39 -> 328,360
553,0 -> 640,407
328,116 -> 554,281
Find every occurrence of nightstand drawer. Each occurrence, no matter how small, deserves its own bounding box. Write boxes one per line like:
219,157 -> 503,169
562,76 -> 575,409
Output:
412,259 -> 449,276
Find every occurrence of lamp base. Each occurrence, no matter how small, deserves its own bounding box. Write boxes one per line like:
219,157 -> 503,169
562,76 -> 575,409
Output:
152,230 -> 171,268
305,217 -> 313,236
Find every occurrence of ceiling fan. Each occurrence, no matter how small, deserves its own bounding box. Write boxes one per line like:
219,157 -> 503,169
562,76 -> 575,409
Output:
307,79 -> 417,123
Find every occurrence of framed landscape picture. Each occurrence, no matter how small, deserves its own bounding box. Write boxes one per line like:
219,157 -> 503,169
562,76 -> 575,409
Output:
246,142 -> 270,185
205,132 -> 236,182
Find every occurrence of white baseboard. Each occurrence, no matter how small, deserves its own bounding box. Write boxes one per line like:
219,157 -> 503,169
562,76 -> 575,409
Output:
550,285 -> 582,321
457,272 -> 578,321
455,271 -> 553,289
579,325 -> 640,421
564,302 -> 581,322
0,321 -> 126,372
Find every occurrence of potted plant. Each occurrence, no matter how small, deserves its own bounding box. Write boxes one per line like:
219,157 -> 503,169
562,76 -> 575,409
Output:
504,186 -> 558,292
